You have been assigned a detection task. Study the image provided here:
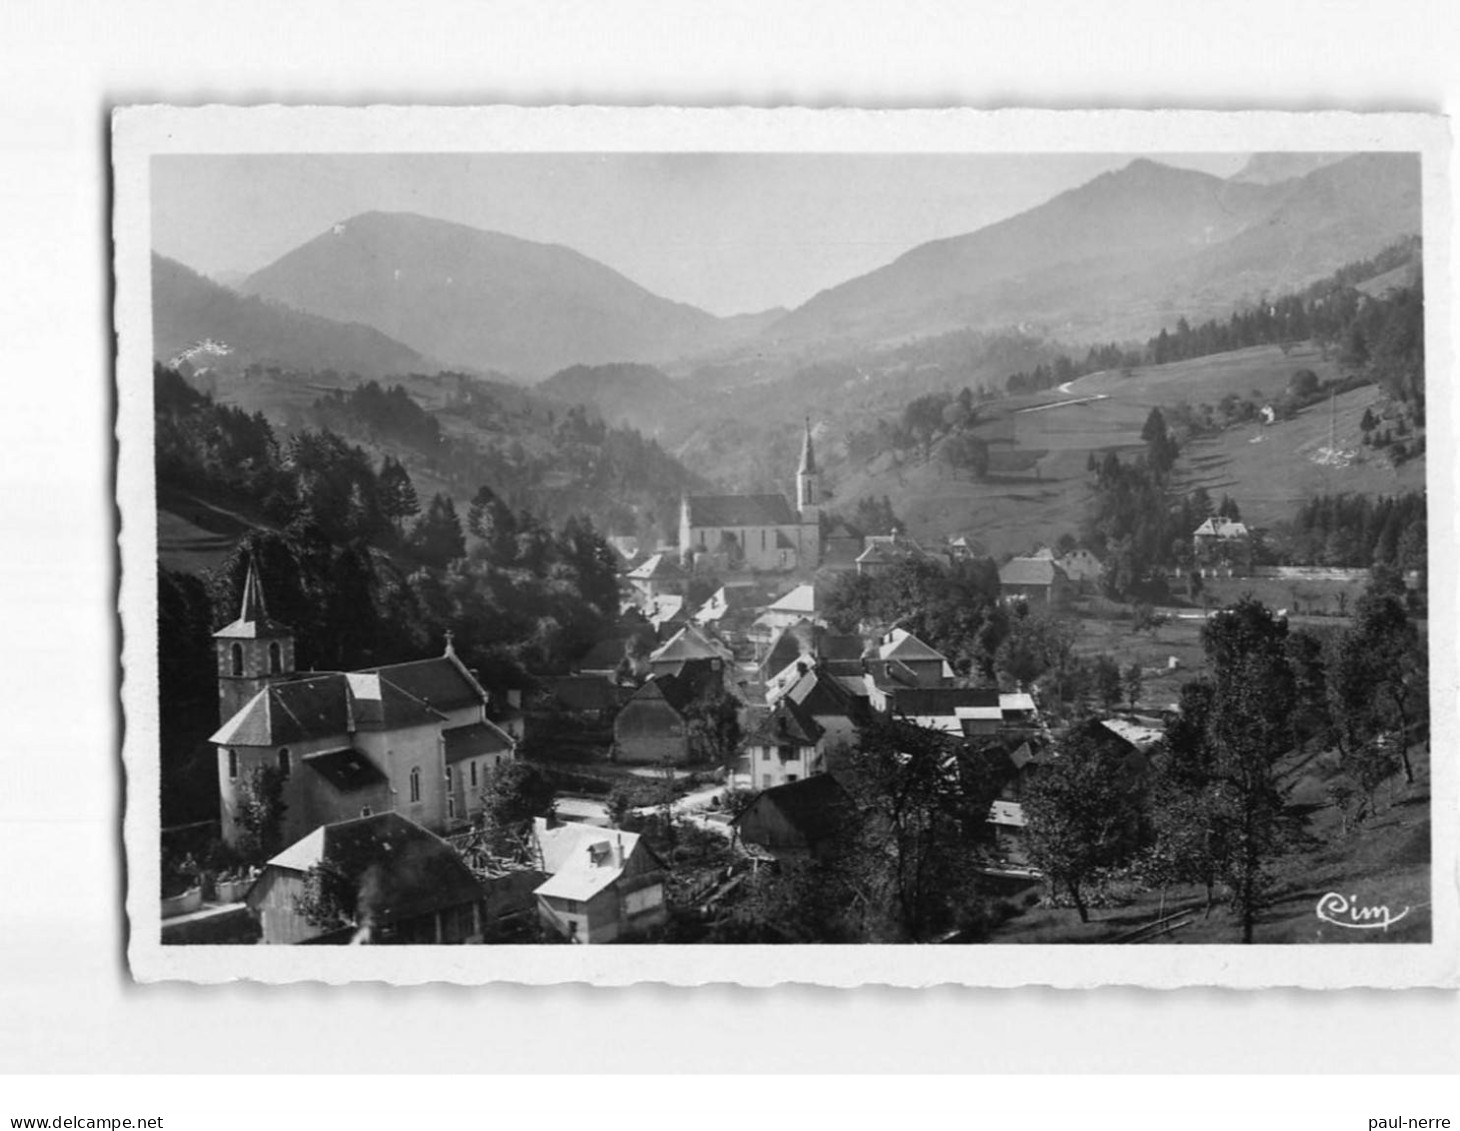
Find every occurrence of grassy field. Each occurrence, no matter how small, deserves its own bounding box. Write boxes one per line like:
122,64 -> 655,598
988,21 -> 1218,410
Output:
986,740 -> 1432,945
832,343 -> 1424,557
156,483 -> 265,574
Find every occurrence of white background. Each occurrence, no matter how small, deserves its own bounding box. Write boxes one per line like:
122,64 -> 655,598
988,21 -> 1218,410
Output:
1,0 -> 1457,1073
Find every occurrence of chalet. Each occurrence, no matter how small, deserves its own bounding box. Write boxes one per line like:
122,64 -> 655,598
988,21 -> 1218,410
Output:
772,665 -> 868,748
998,556 -> 1072,606
612,660 -> 727,765
1192,517 -> 1252,572
733,775 -> 853,860
210,561 -> 516,848
680,420 -> 822,573
532,819 -> 668,943
947,535 -> 988,561
247,812 -> 486,945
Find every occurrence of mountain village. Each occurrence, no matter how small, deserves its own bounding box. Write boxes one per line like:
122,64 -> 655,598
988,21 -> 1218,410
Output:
153,151 -> 1430,947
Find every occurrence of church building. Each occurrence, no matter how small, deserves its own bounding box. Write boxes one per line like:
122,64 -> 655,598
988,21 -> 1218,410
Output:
209,559 -> 517,850
679,418 -> 822,573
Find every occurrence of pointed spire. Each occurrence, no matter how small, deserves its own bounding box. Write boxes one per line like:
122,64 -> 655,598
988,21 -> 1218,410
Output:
798,416 -> 817,475
239,555 -> 269,623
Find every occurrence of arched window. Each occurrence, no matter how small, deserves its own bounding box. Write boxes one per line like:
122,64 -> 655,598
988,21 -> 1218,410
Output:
409,766 -> 421,803
278,748 -> 291,779
227,749 -> 238,781
268,641 -> 282,675
230,643 -> 244,677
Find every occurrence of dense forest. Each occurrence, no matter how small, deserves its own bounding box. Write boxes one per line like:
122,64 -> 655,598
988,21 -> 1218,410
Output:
155,363 -> 630,825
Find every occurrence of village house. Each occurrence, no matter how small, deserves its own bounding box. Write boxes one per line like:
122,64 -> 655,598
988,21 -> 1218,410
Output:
753,582 -> 823,642
1192,517 -> 1253,573
532,819 -> 668,943
210,560 -> 517,848
744,697 -> 827,790
733,774 -> 853,860
855,530 -> 934,576
680,419 -> 822,573
759,619 -> 863,693
624,551 -> 686,610
649,622 -> 734,680
998,555 -> 1073,605
246,811 -> 487,945
612,659 -> 728,765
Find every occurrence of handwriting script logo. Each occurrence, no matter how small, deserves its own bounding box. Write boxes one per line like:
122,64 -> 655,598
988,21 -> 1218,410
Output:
1315,891 -> 1411,932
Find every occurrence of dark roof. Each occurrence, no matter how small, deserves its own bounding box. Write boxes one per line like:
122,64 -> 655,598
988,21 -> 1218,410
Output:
213,674 -> 352,746
277,813 -> 483,925
999,557 -> 1068,587
760,619 -> 819,679
734,775 -> 851,846
546,675 -> 625,714
360,655 -> 484,712
685,494 -> 796,528
786,668 -> 866,720
746,697 -> 824,747
886,686 -> 1000,717
653,660 -> 723,712
212,653 -> 486,747
442,721 -> 514,765
303,747 -> 388,792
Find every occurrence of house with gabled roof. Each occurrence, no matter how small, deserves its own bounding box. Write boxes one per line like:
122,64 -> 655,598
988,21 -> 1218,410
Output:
733,775 -> 853,860
744,697 -> 828,790
624,551 -> 686,608
649,622 -> 732,679
247,811 -> 486,945
998,556 -> 1072,605
855,531 -> 933,576
680,419 -> 823,573
611,659 -> 730,765
1192,516 -> 1252,571
210,560 -> 516,850
531,819 -> 668,943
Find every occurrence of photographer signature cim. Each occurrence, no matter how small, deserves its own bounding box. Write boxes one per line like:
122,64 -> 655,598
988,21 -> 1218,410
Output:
1315,891 -> 1411,931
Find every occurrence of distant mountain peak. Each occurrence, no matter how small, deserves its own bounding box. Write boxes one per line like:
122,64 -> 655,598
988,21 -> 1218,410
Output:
1229,152 -> 1352,185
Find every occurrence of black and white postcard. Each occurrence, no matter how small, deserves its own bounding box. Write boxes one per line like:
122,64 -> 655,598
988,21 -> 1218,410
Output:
114,106 -> 1455,986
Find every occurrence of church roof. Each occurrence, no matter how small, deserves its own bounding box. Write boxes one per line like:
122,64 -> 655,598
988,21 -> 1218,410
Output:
442,720 -> 515,765
798,418 -> 817,475
211,653 -> 486,747
213,557 -> 294,639
685,493 -> 796,528
303,747 -> 388,792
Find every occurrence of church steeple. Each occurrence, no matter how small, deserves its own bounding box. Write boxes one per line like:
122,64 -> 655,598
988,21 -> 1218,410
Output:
798,416 -> 817,476
797,417 -> 821,518
213,554 -> 295,725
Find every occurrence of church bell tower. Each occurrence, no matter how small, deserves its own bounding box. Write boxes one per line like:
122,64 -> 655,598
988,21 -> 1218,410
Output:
796,417 -> 822,569
212,555 -> 296,725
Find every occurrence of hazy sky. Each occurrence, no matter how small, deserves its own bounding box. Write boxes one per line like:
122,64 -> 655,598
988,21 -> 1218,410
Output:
152,152 -> 1248,316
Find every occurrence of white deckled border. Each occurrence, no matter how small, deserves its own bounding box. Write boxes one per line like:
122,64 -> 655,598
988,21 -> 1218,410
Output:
114,105 -> 1457,986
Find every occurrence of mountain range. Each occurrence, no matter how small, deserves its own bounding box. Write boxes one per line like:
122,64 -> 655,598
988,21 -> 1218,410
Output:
152,254 -> 429,379
237,212 -> 735,378
153,152 -> 1422,384
766,152 -> 1421,347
